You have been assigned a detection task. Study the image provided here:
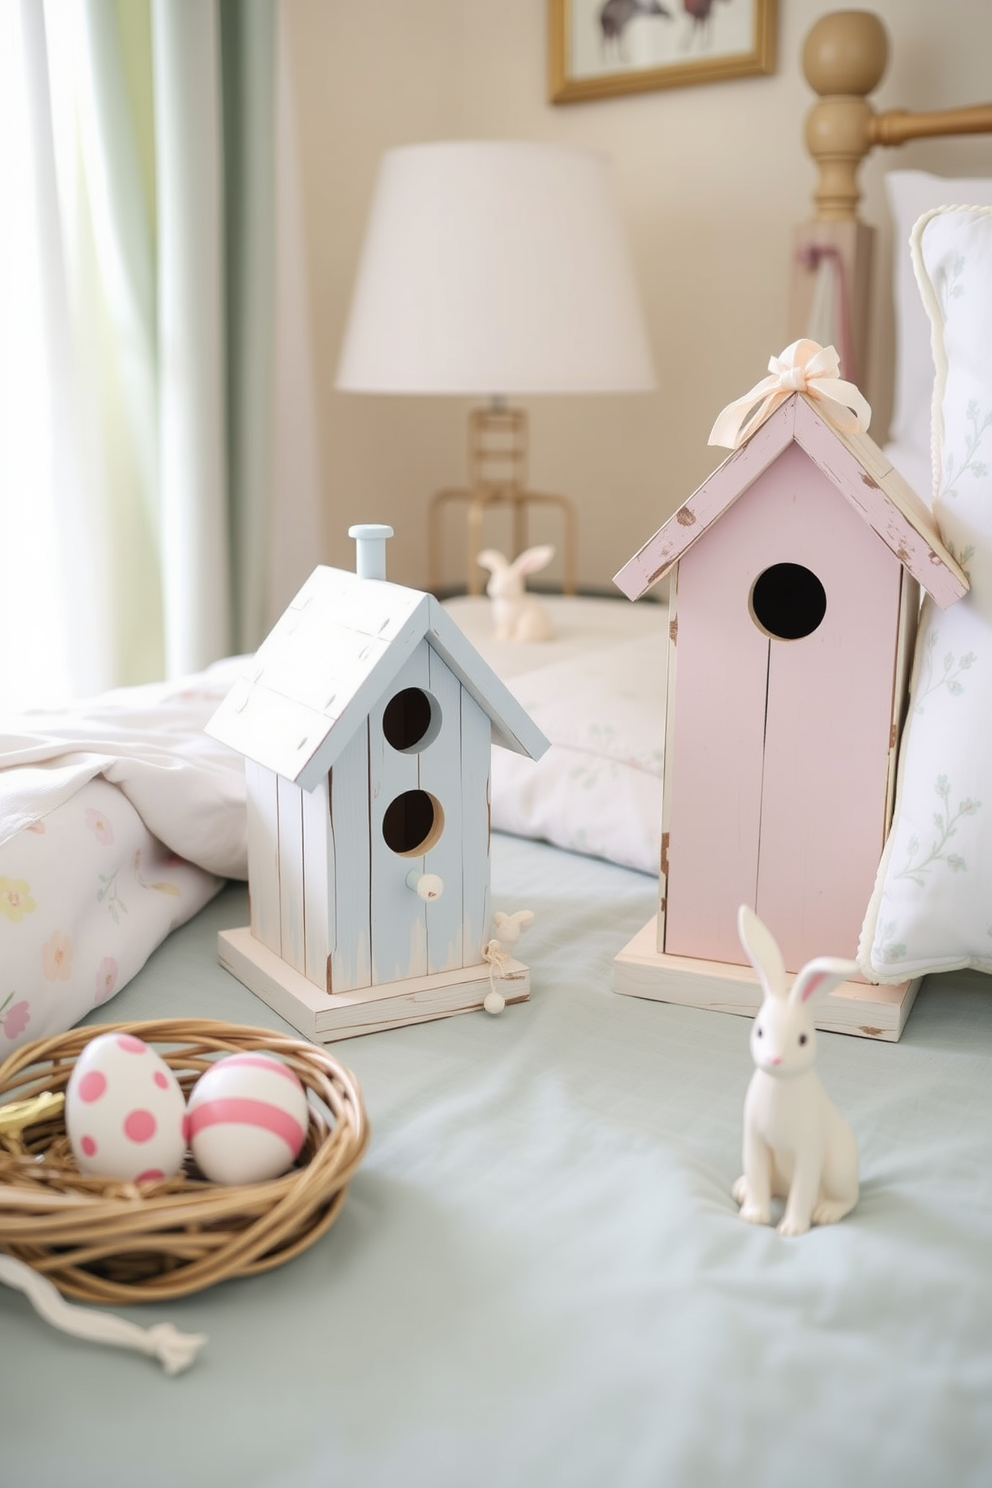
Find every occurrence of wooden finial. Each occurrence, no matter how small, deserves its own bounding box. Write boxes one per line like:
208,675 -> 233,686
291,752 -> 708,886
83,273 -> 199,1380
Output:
803,9 -> 888,98
801,10 -> 992,222
802,10 -> 889,222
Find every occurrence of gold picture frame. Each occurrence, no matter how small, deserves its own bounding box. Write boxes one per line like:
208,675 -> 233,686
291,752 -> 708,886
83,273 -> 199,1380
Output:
549,0 -> 777,104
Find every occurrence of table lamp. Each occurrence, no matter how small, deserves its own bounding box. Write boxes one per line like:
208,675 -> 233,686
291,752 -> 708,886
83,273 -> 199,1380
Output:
336,140 -> 656,594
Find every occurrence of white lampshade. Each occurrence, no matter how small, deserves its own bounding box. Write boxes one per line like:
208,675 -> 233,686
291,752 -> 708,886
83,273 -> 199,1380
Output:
336,141 -> 656,396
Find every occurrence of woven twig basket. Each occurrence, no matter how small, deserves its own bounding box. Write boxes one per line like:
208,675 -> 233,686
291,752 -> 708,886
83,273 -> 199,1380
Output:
0,1018 -> 369,1303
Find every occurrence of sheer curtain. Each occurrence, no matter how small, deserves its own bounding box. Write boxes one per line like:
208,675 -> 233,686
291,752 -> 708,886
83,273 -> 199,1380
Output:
0,0 -> 321,711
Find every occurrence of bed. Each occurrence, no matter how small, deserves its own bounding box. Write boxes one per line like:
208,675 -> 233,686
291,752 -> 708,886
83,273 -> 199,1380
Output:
4,12 -> 992,1487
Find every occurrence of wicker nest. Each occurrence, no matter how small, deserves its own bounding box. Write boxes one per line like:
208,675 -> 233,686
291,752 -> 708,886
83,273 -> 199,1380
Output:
0,1018 -> 369,1303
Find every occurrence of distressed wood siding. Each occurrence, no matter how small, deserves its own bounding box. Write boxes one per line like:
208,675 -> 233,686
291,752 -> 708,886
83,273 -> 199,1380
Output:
421,646 -> 466,973
277,775 -> 306,975
657,564 -> 680,951
662,502 -> 768,964
364,642 -> 491,984
459,685 -> 492,968
368,644 -> 432,985
755,445 -> 902,969
275,640 -> 497,993
245,759 -> 281,955
302,777 -> 334,990
328,723 -> 372,991
664,441 -> 902,972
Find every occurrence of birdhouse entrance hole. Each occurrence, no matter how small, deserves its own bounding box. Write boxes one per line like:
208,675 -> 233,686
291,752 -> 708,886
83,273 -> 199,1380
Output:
382,789 -> 445,856
750,562 -> 827,641
382,687 -> 441,753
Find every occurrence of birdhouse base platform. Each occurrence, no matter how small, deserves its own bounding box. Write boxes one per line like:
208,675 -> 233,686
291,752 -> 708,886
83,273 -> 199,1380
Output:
612,917 -> 920,1042
218,927 -> 530,1042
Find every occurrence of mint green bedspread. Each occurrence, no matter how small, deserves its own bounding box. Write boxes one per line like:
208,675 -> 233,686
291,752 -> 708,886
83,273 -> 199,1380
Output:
3,833 -> 991,1488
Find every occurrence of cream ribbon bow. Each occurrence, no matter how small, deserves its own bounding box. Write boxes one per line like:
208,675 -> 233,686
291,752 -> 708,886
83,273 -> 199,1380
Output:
708,339 -> 871,450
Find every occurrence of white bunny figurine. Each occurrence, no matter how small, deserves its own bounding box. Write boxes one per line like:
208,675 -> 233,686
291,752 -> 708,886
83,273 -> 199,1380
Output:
491,909 -> 535,948
733,905 -> 860,1237
476,546 -> 555,642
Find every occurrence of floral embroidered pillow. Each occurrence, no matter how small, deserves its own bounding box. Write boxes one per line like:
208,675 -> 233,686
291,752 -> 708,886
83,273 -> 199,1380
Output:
860,206 -> 992,980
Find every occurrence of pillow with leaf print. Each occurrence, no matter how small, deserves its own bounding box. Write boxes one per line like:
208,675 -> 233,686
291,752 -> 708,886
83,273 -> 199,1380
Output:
860,205 -> 992,981
885,172 -> 992,500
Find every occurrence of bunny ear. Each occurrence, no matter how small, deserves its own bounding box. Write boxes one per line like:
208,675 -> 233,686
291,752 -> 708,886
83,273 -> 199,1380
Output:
510,545 -> 555,577
476,549 -> 508,574
737,905 -> 787,1001
789,957 -> 859,1006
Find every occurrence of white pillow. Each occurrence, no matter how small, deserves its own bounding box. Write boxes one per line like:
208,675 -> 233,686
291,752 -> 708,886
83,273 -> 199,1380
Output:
860,205 -> 992,980
444,595 -> 667,874
885,172 -> 992,497
490,633 -> 664,875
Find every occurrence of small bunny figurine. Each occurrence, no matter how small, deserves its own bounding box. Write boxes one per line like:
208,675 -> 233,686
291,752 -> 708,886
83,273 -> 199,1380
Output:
482,909 -> 535,1014
491,909 -> 535,949
733,905 -> 860,1237
476,546 -> 555,642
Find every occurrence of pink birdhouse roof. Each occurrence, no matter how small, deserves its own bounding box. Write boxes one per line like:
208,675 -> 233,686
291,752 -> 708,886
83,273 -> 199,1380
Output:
614,393 -> 968,609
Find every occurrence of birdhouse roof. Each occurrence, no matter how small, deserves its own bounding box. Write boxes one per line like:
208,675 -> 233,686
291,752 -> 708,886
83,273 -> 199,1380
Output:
614,393 -> 969,609
205,566 -> 549,790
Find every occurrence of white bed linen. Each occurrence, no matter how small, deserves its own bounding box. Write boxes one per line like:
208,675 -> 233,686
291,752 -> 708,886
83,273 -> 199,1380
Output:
443,592 -> 667,677
0,659 -> 249,875
3,833 -> 991,1488
0,662 -> 249,1052
445,596 -> 667,873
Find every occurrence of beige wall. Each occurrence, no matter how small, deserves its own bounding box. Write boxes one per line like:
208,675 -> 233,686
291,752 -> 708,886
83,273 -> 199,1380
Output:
285,0 -> 992,593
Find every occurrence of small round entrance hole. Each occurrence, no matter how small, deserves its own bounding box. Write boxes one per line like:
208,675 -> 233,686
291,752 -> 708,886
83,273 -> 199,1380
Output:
382,789 -> 445,857
381,687 -> 440,753
750,562 -> 827,641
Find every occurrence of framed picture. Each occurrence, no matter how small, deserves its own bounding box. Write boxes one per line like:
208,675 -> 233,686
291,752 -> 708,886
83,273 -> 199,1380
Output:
548,0 -> 777,104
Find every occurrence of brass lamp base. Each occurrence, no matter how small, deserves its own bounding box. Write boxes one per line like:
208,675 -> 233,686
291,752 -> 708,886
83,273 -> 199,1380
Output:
428,406 -> 578,596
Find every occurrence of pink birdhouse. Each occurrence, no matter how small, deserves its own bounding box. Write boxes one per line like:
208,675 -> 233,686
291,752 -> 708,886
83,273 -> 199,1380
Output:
612,379 -> 968,1040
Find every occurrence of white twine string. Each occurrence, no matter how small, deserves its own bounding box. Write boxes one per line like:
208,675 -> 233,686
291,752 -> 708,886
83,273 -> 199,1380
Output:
0,1253 -> 207,1375
481,910 -> 535,1015
481,939 -> 511,1013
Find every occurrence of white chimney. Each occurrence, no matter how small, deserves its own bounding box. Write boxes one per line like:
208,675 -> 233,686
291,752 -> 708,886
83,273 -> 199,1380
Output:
349,523 -> 394,580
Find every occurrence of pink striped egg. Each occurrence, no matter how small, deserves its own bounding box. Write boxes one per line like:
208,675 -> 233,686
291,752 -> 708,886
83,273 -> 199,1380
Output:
65,1032 -> 187,1183
186,1052 -> 309,1185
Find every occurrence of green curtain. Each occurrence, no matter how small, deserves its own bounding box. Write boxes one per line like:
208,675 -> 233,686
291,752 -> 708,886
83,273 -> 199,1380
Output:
220,0 -> 277,653
55,0 -> 278,681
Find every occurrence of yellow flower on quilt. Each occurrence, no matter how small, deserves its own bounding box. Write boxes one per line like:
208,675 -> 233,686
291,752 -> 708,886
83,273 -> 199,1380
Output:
0,878 -> 36,923
42,930 -> 73,981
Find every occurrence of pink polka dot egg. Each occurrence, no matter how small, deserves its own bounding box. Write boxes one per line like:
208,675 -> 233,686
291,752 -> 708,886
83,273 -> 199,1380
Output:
65,1032 -> 187,1183
186,1052 -> 309,1185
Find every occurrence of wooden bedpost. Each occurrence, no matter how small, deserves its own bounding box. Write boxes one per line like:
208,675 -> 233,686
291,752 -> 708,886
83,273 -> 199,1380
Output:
802,9 -> 889,225
788,8 -> 992,390
788,10 -> 887,389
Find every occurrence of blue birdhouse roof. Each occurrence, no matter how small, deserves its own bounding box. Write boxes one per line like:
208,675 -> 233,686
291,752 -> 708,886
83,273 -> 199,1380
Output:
206,565 -> 549,790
